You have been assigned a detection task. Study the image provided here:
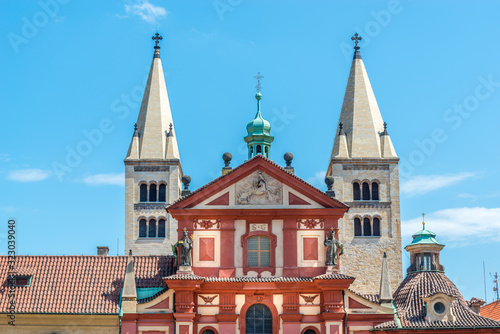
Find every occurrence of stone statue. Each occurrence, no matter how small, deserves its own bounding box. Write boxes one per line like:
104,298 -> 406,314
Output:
324,229 -> 341,266
176,229 -> 193,267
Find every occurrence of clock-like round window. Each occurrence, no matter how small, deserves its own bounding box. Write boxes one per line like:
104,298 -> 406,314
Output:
434,301 -> 445,314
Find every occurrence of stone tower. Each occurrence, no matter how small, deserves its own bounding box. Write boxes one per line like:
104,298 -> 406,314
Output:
124,33 -> 182,256
327,35 -> 402,294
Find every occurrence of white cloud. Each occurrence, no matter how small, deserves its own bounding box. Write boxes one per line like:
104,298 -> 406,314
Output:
307,170 -> 326,188
124,0 -> 168,23
401,173 -> 474,196
0,153 -> 10,162
7,169 -> 49,182
402,207 -> 500,245
82,173 -> 124,186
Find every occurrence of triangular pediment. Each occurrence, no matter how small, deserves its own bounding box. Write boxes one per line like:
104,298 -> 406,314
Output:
168,156 -> 348,211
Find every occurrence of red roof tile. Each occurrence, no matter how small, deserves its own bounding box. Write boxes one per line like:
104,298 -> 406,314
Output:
374,272 -> 500,330
482,301 -> 500,321
0,255 -> 175,314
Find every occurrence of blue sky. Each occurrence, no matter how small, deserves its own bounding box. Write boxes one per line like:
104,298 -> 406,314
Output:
1,0 -> 500,301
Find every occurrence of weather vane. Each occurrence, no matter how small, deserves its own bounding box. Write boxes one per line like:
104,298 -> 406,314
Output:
351,33 -> 362,50
254,72 -> 264,93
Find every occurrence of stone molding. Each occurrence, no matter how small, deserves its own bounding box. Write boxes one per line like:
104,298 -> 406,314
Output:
343,165 -> 389,171
134,166 -> 170,172
134,203 -> 167,210
345,201 -> 391,208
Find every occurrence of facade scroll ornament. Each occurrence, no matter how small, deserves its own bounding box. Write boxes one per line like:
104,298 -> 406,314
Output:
297,219 -> 324,229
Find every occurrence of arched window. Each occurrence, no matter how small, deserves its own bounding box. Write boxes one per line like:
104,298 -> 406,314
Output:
354,218 -> 362,236
353,182 -> 361,201
139,219 -> 147,238
304,329 -> 319,334
149,183 -> 157,202
362,182 -> 370,200
148,219 -> 156,238
140,184 -> 147,202
247,236 -> 271,267
256,145 -> 262,154
246,304 -> 272,334
265,146 -> 268,154
159,184 -> 166,202
363,217 -> 371,236
202,330 -> 215,334
373,217 -> 380,236
158,219 -> 166,238
372,182 -> 379,201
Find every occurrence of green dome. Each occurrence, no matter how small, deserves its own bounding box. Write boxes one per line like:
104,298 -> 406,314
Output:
409,223 -> 444,246
246,93 -> 271,136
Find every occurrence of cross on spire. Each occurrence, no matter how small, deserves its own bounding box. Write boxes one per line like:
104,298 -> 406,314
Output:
254,72 -> 264,93
351,33 -> 362,50
152,32 -> 163,50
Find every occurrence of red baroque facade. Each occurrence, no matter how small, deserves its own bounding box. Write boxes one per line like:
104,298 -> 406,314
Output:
121,156 -> 396,334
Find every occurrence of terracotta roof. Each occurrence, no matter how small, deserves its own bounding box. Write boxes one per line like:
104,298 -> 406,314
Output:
0,255 -> 175,314
374,272 -> 500,330
168,154 -> 348,209
164,273 -> 354,282
482,301 -> 500,321
349,288 -> 380,304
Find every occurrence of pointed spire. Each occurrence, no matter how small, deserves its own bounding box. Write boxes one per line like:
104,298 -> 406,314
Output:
125,123 -> 140,159
379,252 -> 393,307
380,122 -> 397,158
330,122 -> 349,159
126,32 -> 180,161
329,34 -> 397,161
121,249 -> 137,313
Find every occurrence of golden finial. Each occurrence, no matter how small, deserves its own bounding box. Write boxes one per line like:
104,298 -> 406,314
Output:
422,213 -> 425,229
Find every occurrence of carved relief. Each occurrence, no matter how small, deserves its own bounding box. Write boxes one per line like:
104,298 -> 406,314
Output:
199,295 -> 217,305
300,294 -> 319,305
246,294 -> 272,304
235,171 -> 283,205
297,219 -> 324,229
193,219 -> 220,229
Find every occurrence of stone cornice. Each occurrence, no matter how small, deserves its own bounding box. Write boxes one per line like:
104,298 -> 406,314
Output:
134,203 -> 168,210
345,201 -> 391,208
342,165 -> 389,171
134,166 -> 170,172
124,159 -> 181,166
332,158 -> 399,164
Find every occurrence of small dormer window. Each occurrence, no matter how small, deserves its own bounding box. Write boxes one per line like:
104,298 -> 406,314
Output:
434,301 -> 445,314
10,275 -> 32,287
422,293 -> 456,322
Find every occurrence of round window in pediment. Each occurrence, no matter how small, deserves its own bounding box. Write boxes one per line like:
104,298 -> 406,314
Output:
434,301 -> 445,314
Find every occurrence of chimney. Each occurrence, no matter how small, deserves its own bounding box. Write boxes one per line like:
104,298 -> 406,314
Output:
97,246 -> 109,256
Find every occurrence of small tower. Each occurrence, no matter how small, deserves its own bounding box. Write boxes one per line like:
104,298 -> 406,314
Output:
405,214 -> 445,273
124,32 -> 182,256
326,34 -> 402,294
244,73 -> 274,159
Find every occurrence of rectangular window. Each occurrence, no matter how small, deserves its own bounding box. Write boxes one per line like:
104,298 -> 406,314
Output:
247,236 -> 271,267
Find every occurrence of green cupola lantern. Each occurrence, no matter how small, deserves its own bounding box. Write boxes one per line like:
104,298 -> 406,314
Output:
244,73 -> 274,159
405,214 -> 445,273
